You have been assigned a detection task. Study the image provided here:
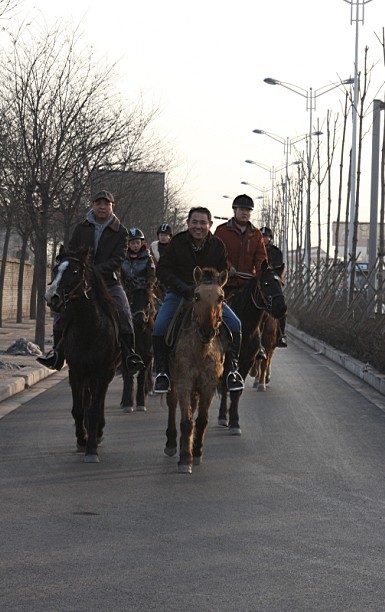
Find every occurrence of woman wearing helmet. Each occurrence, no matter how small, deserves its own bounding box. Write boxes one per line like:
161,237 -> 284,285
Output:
122,228 -> 156,290
150,223 -> 173,263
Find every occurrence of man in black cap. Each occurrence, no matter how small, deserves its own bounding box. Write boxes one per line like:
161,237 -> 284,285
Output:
38,190 -> 144,373
260,226 -> 287,347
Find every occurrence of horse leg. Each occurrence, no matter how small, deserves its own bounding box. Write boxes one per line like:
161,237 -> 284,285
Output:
164,386 -> 178,457
257,358 -> 267,392
120,362 -> 134,413
69,370 -> 87,451
178,401 -> 194,474
135,366 -> 147,411
193,393 -> 210,465
84,378 -> 109,463
217,378 -> 228,426
228,390 -> 242,435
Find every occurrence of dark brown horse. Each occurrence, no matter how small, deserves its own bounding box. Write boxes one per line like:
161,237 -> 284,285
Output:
251,311 -> 278,391
121,283 -> 155,412
45,250 -> 120,463
217,260 -> 286,433
164,266 -> 228,474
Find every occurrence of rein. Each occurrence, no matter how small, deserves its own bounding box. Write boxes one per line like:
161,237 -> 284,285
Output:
61,257 -> 93,305
251,274 -> 283,313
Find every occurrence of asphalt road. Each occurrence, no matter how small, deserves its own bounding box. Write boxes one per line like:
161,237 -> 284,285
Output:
2,337 -> 385,612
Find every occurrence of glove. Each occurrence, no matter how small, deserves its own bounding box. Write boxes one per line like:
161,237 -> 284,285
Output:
174,281 -> 195,299
229,266 -> 237,278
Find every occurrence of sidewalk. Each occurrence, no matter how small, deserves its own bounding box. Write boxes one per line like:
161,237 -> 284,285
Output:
0,318 -> 59,403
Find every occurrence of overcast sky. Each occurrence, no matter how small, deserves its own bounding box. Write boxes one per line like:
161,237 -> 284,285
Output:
19,0 -> 385,232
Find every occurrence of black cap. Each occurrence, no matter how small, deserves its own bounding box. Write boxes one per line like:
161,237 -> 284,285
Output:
260,226 -> 273,238
232,194 -> 254,210
93,190 -> 114,203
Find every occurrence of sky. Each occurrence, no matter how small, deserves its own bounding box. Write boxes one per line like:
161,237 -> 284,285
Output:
15,0 -> 385,235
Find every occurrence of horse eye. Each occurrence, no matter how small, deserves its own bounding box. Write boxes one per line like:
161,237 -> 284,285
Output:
194,293 -> 200,301
217,295 -> 224,303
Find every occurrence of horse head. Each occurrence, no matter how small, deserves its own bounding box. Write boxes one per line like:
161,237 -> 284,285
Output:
45,248 -> 93,313
192,267 -> 228,343
254,260 -> 287,319
129,284 -> 153,333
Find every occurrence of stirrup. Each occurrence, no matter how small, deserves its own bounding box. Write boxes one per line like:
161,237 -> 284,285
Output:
256,347 -> 267,360
226,371 -> 244,392
154,372 -> 170,394
277,336 -> 287,348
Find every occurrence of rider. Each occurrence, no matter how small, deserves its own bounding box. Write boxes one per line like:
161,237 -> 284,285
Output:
214,194 -> 268,359
150,223 -> 173,263
152,206 -> 244,394
260,226 -> 287,348
122,228 -> 156,291
38,190 -> 144,374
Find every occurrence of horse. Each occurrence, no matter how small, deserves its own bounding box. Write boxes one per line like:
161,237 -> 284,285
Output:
164,266 -> 228,474
44,249 -> 120,463
120,282 -> 155,412
251,311 -> 278,391
217,260 -> 287,433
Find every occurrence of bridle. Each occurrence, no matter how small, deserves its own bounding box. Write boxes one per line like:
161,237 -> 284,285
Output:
58,257 -> 93,305
236,271 -> 282,313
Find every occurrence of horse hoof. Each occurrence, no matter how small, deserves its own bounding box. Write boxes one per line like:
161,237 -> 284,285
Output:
122,406 -> 134,413
229,426 -> 242,436
135,406 -> 147,412
84,454 -> 100,463
177,464 -> 192,474
257,384 -> 266,392
193,456 -> 202,465
164,446 -> 177,457
252,380 -> 259,389
218,418 -> 228,427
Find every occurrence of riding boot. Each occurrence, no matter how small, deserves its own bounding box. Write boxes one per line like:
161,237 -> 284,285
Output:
37,329 -> 65,371
153,335 -> 170,393
277,315 -> 287,348
121,332 -> 145,375
225,331 -> 244,392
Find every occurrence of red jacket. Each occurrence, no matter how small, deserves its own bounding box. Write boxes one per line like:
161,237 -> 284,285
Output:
214,219 -> 267,291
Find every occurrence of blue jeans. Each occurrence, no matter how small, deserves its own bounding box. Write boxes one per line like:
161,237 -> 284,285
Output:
153,291 -> 241,336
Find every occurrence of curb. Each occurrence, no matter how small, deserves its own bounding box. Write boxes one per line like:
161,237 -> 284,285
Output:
288,324 -> 385,396
0,366 -> 57,403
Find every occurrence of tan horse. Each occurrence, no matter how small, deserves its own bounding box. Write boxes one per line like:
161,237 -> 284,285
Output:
164,266 -> 228,474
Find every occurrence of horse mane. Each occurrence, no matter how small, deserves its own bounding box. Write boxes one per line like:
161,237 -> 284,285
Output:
197,267 -> 222,284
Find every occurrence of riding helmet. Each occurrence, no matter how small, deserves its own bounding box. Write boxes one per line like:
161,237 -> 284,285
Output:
260,226 -> 273,239
232,194 -> 254,210
157,223 -> 173,237
128,227 -> 145,241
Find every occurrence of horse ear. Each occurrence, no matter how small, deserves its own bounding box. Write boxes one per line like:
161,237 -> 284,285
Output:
193,267 -> 203,283
219,269 -> 228,288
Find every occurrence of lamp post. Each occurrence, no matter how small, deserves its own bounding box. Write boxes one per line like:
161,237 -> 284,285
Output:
245,159 -> 286,228
264,76 -> 354,294
343,1 -> 373,299
252,129 -> 310,268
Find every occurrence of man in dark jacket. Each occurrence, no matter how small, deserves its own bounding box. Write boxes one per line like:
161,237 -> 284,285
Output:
38,190 -> 144,373
260,226 -> 287,347
152,206 -> 244,394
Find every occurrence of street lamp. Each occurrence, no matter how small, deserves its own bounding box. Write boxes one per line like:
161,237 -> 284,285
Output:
264,76 -> 354,293
245,159 -> 286,226
253,129 -> 311,266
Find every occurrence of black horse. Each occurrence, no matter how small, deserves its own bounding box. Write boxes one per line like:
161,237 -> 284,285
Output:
121,283 -> 155,412
45,249 -> 120,463
218,260 -> 287,434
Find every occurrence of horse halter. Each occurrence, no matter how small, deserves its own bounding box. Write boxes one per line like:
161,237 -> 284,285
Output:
252,273 -> 283,313
57,257 -> 92,306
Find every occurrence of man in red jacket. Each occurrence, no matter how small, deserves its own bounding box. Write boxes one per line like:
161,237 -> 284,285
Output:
214,194 -> 268,359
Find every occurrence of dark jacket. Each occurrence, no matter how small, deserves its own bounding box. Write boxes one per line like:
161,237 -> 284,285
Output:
214,218 -> 267,291
69,214 -> 128,287
121,245 -> 156,289
266,243 -> 283,270
156,230 -> 228,297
